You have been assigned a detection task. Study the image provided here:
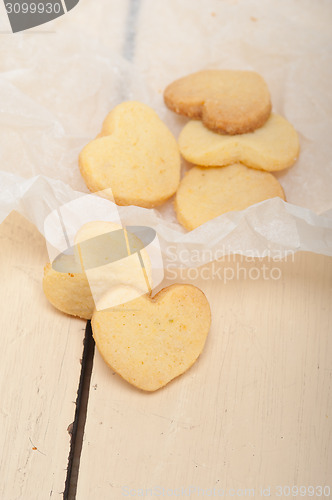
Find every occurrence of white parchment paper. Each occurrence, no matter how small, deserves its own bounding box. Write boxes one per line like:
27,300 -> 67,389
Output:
0,0 -> 331,265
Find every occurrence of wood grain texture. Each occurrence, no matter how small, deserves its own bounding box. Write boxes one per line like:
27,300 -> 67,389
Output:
0,212 -> 86,500
76,252 -> 332,499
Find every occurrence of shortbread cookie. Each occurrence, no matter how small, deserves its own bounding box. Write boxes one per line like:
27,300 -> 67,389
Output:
43,221 -> 151,319
164,70 -> 271,134
79,101 -> 181,208
92,284 -> 211,391
179,113 -> 299,171
43,261 -> 94,319
175,164 -> 285,230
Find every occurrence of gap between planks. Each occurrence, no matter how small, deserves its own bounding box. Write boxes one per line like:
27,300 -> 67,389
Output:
65,322 -> 95,500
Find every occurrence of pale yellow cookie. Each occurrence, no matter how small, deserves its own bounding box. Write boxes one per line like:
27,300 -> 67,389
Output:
43,261 -> 93,319
79,101 -> 181,208
164,70 -> 271,135
92,284 -> 211,391
175,164 -> 285,231
179,113 -> 300,172
43,222 -> 151,319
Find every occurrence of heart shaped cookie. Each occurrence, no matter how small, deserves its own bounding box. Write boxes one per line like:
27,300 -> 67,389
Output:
79,101 -> 181,208
43,222 -> 151,319
164,70 -> 271,134
175,164 -> 285,230
179,113 -> 300,172
92,284 -> 211,391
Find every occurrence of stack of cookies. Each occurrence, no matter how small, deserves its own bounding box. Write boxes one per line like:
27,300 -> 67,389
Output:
164,70 -> 300,230
78,70 -> 300,231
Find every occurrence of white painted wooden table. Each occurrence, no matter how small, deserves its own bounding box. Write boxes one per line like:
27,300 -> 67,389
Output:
2,212 -> 331,500
0,212 -> 85,499
77,252 -> 332,499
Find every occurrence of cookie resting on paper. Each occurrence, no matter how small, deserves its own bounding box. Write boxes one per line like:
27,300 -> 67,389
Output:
79,101 -> 181,208
175,164 -> 285,231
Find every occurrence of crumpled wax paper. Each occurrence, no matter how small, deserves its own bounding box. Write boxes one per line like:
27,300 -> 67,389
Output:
0,0 -> 331,267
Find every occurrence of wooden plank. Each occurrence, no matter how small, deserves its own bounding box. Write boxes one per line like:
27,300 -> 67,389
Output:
77,252 -> 332,498
0,211 -> 86,499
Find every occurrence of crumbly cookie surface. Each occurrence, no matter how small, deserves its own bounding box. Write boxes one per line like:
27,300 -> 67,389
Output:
164,70 -> 271,135
79,101 -> 181,208
179,113 -> 300,171
43,262 -> 93,319
175,164 -> 285,230
92,284 -> 211,391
